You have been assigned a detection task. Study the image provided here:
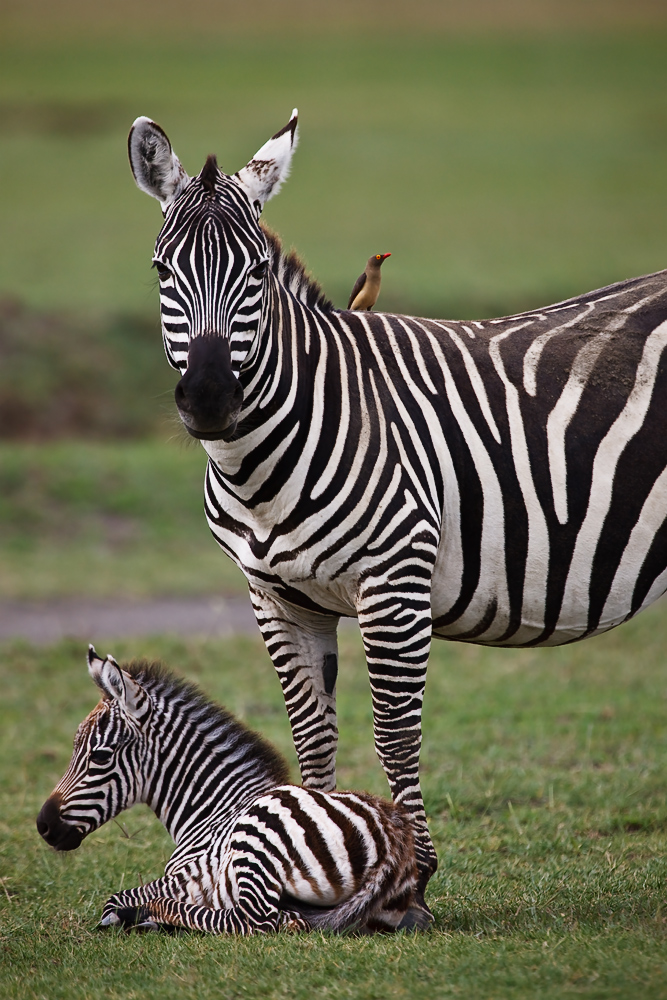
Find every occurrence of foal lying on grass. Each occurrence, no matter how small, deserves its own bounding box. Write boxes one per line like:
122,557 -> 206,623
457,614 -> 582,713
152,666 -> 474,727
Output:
37,647 -> 428,934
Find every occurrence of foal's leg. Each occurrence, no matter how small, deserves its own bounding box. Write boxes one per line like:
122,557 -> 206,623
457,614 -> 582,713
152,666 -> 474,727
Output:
100,874 -> 192,928
101,855 -> 309,935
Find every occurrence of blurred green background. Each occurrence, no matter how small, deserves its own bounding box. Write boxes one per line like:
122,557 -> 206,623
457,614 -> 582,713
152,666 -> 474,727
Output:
1,2 -> 667,597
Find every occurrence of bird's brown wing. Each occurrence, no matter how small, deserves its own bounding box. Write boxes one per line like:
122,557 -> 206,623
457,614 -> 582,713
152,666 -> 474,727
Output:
347,272 -> 367,309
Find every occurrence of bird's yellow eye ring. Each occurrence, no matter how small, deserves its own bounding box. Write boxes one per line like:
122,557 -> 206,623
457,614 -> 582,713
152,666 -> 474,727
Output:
376,255 -> 381,260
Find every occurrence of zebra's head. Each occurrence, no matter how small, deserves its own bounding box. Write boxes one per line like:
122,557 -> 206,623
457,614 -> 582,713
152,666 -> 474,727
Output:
128,110 -> 299,441
36,646 -> 152,851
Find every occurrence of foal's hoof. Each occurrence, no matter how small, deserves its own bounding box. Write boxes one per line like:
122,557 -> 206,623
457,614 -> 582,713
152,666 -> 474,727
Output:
99,905 -> 153,930
397,903 -> 434,932
132,919 -> 162,933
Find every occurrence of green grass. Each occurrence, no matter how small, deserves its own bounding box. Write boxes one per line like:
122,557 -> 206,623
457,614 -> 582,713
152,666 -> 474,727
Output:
0,440 -> 246,599
1,34 -> 667,320
1,605 -> 666,998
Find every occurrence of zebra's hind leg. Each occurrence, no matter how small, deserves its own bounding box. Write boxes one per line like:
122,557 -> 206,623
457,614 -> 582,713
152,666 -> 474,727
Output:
250,587 -> 340,791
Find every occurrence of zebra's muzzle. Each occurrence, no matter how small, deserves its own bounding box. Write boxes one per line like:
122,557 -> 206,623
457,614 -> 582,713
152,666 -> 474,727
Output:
179,409 -> 241,442
36,796 -> 84,851
175,335 -> 243,441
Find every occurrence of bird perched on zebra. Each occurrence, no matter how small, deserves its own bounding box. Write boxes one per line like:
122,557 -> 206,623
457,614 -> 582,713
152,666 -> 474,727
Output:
36,647 -> 425,935
347,253 -> 391,310
127,108 -> 667,914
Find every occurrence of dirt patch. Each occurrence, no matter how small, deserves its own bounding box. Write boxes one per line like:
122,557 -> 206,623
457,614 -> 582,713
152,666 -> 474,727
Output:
0,596 -> 359,644
0,596 -> 258,644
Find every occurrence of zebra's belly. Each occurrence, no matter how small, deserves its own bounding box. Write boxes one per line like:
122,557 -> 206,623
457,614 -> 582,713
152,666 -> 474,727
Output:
430,554 -> 665,647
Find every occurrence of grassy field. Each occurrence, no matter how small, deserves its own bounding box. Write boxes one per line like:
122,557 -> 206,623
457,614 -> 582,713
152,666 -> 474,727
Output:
1,33 -> 667,319
1,605 -> 666,998
0,440 -> 246,599
2,19 -> 667,999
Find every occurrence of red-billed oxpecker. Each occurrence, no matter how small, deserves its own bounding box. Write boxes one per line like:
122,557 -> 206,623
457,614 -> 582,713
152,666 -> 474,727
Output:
347,253 -> 391,311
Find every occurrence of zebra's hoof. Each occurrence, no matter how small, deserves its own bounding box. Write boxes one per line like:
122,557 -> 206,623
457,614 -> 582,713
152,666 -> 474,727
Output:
103,905 -> 153,930
132,919 -> 161,933
397,904 -> 434,932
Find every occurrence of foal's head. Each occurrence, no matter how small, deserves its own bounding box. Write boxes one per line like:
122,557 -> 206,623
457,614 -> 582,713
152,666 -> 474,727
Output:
36,647 -> 154,850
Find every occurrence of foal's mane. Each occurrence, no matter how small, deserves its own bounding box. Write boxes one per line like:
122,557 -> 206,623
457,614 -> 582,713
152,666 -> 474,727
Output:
122,659 -> 290,784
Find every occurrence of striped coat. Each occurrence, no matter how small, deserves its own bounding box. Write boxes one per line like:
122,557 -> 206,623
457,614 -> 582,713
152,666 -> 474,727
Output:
36,648 -> 423,934
127,109 -> 667,904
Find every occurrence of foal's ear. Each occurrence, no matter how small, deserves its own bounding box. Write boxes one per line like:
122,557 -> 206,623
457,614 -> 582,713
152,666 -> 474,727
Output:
128,117 -> 190,212
87,645 -> 146,722
235,108 -> 298,214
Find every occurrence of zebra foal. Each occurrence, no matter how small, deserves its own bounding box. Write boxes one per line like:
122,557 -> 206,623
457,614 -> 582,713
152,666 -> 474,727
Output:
36,647 -> 423,934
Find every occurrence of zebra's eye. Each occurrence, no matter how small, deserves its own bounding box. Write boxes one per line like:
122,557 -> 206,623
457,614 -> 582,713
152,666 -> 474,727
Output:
153,261 -> 172,281
89,748 -> 114,766
249,262 -> 267,281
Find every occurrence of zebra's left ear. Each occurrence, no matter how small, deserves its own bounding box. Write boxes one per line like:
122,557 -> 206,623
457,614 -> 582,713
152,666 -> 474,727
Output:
87,645 -> 147,722
128,117 -> 190,213
235,109 -> 299,214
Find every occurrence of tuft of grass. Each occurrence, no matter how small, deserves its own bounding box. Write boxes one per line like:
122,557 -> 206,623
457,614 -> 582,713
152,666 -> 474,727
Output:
1,603 -> 666,997
0,440 -> 246,598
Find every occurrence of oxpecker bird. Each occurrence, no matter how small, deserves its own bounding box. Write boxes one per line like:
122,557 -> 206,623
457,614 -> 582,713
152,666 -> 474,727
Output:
347,253 -> 391,311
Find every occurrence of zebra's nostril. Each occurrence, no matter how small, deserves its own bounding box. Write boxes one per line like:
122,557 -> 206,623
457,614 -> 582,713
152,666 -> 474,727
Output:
174,382 -> 189,410
36,796 -> 63,843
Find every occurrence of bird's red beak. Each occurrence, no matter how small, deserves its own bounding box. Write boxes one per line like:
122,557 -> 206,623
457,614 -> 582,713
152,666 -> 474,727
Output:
381,253 -> 391,260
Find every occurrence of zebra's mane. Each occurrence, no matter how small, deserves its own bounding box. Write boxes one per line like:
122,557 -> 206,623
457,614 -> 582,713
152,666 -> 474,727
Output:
121,659 -> 290,784
261,225 -> 334,314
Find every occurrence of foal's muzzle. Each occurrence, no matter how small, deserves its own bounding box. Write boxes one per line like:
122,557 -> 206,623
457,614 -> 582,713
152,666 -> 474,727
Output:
36,796 -> 84,851
175,336 -> 243,441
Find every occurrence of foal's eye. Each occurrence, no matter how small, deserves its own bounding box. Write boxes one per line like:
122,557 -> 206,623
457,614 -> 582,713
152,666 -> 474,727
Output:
153,261 -> 172,281
89,748 -> 113,766
249,262 -> 267,281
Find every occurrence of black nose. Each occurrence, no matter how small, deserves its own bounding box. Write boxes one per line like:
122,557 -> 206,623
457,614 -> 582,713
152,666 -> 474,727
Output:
175,335 -> 243,440
36,797 -> 83,851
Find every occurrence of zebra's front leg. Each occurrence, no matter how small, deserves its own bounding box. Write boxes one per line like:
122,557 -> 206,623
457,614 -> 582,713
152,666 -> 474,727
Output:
102,859 -> 310,935
357,582 -> 437,902
100,874 -> 189,929
250,587 -> 340,790
104,895 -> 309,935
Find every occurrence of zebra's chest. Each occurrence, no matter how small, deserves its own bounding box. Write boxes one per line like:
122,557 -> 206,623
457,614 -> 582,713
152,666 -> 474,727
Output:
202,469 -> 362,614
236,540 -> 359,617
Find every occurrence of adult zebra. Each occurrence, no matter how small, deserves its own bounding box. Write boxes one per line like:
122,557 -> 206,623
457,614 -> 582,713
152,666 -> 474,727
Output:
128,109 -> 667,905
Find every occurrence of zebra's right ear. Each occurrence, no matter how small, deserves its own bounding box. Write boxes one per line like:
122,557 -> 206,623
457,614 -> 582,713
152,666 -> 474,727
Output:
235,109 -> 299,214
87,645 -> 146,722
128,117 -> 190,212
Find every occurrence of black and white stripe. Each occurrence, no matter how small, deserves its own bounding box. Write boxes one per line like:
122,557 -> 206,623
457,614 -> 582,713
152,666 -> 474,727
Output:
36,648 -> 421,935
128,111 -> 667,901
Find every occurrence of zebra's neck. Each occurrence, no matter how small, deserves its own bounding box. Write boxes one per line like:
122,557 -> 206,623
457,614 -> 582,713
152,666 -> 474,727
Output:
202,272 -> 342,481
140,680 -> 289,847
